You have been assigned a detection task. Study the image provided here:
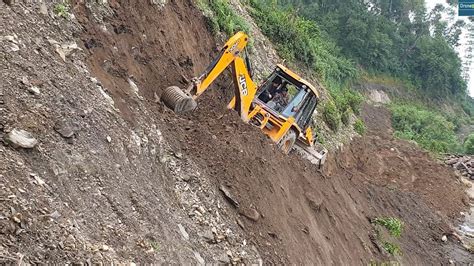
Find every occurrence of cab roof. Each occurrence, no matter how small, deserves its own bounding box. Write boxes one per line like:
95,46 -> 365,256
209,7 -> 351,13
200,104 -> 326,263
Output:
276,64 -> 320,99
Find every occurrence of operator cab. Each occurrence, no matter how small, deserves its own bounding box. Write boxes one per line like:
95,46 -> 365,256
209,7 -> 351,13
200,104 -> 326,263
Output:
257,68 -> 318,129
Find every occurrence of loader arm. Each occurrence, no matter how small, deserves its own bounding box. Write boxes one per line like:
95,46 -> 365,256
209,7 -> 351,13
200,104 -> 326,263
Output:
192,32 -> 257,121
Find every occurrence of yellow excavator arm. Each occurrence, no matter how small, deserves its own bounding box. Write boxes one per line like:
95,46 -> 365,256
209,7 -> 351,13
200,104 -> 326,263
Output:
161,32 -> 257,121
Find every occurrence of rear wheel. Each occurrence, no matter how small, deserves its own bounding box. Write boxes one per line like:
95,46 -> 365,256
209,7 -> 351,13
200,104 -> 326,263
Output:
278,129 -> 297,154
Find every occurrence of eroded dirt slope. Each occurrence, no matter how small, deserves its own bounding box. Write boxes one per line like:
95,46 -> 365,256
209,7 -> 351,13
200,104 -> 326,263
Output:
1,1 -> 259,263
0,0 -> 472,264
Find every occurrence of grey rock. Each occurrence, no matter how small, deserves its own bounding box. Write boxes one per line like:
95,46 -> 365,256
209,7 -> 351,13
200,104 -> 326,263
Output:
10,43 -> 20,52
177,223 -> 189,240
201,229 -> 214,243
240,208 -> 260,222
28,86 -> 41,95
219,185 -> 239,208
5,129 -> 38,148
194,252 -> 205,265
39,2 -> 48,16
217,252 -> 230,263
54,122 -> 74,138
150,0 -> 167,7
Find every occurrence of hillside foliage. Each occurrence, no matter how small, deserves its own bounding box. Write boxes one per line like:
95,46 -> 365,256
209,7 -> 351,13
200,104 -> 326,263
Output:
390,103 -> 461,153
272,0 -> 472,100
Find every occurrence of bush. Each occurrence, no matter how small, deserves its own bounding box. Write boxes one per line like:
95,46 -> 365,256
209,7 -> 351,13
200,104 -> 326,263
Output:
321,100 -> 341,131
329,87 -> 364,115
465,134 -> 474,155
53,2 -> 69,18
327,86 -> 365,129
374,217 -> 404,238
341,108 -> 351,126
383,242 -> 402,256
390,103 -> 461,153
354,119 -> 366,135
197,0 -> 250,36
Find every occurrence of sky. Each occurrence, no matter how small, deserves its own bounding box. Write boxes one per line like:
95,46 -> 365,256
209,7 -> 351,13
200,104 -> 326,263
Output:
425,0 -> 474,97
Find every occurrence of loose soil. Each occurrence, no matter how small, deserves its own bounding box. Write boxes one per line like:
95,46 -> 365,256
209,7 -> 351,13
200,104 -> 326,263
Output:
0,0 -> 472,264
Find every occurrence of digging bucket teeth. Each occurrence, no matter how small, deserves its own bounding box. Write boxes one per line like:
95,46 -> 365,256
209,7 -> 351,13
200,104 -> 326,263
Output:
161,86 -> 197,113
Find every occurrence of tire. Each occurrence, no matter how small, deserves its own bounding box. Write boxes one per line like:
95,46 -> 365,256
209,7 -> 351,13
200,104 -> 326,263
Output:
278,129 -> 297,154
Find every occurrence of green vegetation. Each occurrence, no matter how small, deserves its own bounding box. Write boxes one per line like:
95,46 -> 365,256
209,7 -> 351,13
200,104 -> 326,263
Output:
383,242 -> 402,256
321,100 -> 340,131
150,241 -> 160,251
248,0 -> 357,85
374,217 -> 404,238
464,134 -> 474,155
373,217 -> 404,257
390,103 -> 461,153
341,109 -> 351,126
274,0 -> 471,100
197,0 -> 250,36
53,2 -> 69,18
354,119 -> 366,135
324,87 -> 364,131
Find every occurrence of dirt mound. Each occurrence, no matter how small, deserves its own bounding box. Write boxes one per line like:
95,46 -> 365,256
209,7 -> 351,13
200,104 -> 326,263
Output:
1,0 -> 471,264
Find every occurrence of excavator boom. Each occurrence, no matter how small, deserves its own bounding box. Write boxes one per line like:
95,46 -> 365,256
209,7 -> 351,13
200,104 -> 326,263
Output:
161,31 -> 256,120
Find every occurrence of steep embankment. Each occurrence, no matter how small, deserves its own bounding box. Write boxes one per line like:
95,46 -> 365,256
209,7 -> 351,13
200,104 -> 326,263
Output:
1,1 -> 260,263
0,0 -> 471,264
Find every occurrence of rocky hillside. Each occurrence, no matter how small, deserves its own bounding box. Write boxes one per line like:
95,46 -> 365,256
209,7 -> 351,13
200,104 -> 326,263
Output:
0,0 -> 472,264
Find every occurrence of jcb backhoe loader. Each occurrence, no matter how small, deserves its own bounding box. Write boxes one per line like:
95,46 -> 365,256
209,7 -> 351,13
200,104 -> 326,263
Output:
161,32 -> 327,165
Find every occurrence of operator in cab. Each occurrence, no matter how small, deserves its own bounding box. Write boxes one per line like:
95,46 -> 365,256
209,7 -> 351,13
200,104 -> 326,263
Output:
259,76 -> 283,102
271,86 -> 289,112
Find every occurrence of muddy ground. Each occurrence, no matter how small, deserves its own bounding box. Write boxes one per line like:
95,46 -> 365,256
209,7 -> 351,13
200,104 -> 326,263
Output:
0,0 -> 472,264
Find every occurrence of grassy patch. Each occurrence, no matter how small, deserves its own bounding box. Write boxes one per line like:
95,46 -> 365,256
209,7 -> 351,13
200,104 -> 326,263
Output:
374,217 -> 404,238
196,0 -> 250,36
150,241 -> 160,251
321,100 -> 340,131
325,86 -> 364,131
361,72 -> 416,92
354,119 -> 366,135
390,103 -> 461,153
383,242 -> 402,256
373,217 -> 404,257
464,134 -> 474,155
53,2 -> 69,18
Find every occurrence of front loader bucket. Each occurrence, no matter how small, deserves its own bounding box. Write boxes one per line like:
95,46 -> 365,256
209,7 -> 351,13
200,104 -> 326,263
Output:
294,143 -> 328,168
161,86 -> 197,113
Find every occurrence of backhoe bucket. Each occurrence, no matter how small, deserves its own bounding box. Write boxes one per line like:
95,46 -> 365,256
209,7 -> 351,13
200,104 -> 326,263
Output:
161,86 -> 197,113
